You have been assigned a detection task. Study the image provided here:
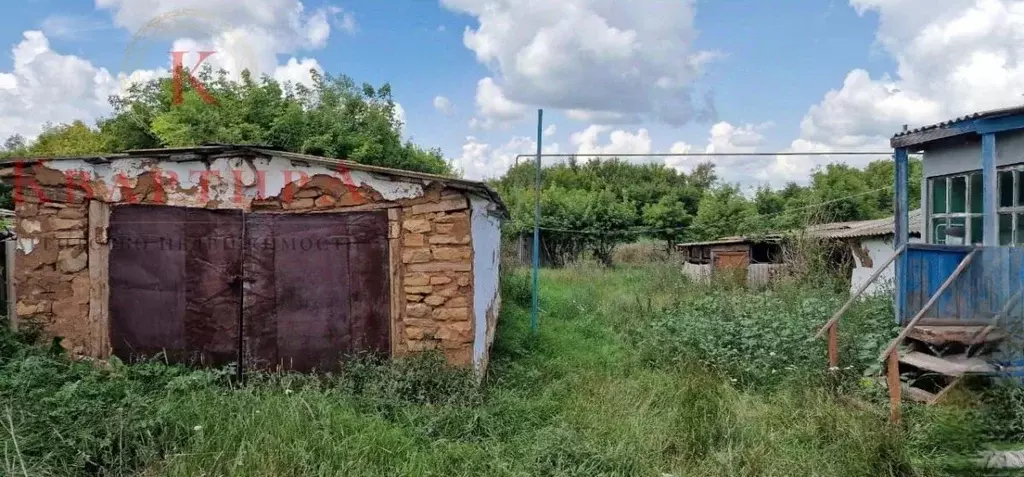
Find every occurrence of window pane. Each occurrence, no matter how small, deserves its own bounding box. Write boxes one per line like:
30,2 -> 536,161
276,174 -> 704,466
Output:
949,217 -> 967,244
932,178 -> 947,214
950,176 -> 967,213
1018,171 -> 1024,208
1018,213 -> 1024,245
931,217 -> 947,244
970,216 -> 984,244
970,172 -> 983,213
1001,213 -> 1013,245
1000,170 -> 1015,207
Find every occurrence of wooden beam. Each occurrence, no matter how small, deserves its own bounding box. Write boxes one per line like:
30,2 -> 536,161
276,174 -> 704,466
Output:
387,207 -> 403,358
878,248 -> 979,362
894,148 -> 910,325
88,201 -> 110,359
887,348 -> 901,423
827,323 -> 838,368
982,133 -> 998,246
974,115 -> 1024,135
814,244 -> 906,339
5,240 -> 14,330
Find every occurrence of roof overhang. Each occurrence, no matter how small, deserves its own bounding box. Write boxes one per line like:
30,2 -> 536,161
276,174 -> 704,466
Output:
891,105 -> 1024,150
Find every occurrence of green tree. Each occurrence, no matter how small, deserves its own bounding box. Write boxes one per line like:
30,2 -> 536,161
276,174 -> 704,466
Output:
642,195 -> 692,253
29,121 -> 107,156
691,185 -> 757,240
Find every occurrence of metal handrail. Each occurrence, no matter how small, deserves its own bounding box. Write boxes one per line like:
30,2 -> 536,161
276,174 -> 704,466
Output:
814,244 -> 907,339
877,248 -> 980,362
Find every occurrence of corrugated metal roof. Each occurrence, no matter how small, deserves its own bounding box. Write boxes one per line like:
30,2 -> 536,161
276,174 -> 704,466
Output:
676,235 -> 783,248
891,104 -> 1024,139
802,209 -> 923,239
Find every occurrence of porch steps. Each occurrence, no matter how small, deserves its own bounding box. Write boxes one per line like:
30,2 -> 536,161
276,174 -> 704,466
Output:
906,325 -> 1007,346
898,351 -> 996,376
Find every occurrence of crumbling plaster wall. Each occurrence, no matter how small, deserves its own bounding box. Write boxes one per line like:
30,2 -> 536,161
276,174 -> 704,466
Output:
5,153 -> 499,369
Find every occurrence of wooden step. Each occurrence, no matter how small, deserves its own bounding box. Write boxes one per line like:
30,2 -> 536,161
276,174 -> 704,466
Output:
899,351 -> 996,376
906,325 -> 1007,346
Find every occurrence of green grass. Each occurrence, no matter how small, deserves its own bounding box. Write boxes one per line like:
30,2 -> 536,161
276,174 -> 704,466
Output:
0,263 -> 1004,476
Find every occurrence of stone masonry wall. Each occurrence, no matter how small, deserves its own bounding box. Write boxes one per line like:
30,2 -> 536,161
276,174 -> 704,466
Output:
398,194 -> 475,366
13,199 -> 91,355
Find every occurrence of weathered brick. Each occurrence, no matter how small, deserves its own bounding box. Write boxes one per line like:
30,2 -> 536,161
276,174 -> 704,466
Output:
406,340 -> 438,352
404,285 -> 433,295
429,234 -> 470,245
407,197 -> 467,216
423,295 -> 447,306
281,198 -> 315,210
403,233 -> 425,247
402,248 -> 432,264
407,261 -> 472,273
429,275 -> 452,285
457,275 -> 471,287
405,326 -> 429,340
433,211 -> 468,224
405,273 -> 431,286
432,307 -> 469,321
56,208 -> 85,219
314,195 -> 337,208
446,296 -> 468,308
406,303 -> 431,317
403,219 -> 432,233
56,247 -> 87,273
431,246 -> 471,261
436,286 -> 460,298
406,294 -> 424,302
437,321 -> 472,342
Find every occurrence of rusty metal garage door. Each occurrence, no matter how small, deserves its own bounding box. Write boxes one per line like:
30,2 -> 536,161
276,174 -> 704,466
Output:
109,205 -> 242,366
243,212 -> 390,372
109,207 -> 390,373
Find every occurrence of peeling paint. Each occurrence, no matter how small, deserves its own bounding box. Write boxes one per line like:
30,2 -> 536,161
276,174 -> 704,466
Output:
470,195 -> 501,371
17,237 -> 38,253
43,154 -> 426,208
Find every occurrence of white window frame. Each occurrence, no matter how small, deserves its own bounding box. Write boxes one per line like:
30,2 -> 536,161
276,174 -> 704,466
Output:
927,163 -> 1024,245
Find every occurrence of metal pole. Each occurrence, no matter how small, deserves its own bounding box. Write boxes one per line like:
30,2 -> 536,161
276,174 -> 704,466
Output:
531,109 -> 543,334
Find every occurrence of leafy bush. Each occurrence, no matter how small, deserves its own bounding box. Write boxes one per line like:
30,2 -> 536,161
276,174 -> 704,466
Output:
633,281 -> 899,389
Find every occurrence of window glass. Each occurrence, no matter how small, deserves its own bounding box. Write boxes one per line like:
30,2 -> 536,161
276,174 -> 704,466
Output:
1000,213 -> 1014,245
1000,170 -> 1015,207
950,176 -> 967,213
949,217 -> 967,244
970,216 -> 984,244
970,172 -> 983,213
931,217 -> 947,244
1017,213 -> 1024,245
1018,170 -> 1024,208
932,178 -> 947,214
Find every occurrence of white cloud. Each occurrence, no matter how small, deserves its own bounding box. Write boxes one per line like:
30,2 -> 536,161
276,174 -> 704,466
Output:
443,0 -> 717,127
273,57 -> 323,88
470,77 -> 528,128
452,135 -> 560,180
394,102 -> 407,128
570,125 -> 652,157
796,0 -> 1024,151
543,124 -> 557,137
0,31 -> 118,140
433,95 -> 454,116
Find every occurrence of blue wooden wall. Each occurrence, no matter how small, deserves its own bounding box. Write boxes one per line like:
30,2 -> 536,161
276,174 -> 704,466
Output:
905,244 -> 1024,366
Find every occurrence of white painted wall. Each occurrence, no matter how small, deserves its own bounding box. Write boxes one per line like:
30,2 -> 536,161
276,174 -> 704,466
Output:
42,154 -> 426,208
849,235 -> 922,296
470,195 -> 502,372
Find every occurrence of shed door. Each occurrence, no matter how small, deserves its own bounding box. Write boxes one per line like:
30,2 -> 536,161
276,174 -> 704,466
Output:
243,212 -> 390,372
712,250 -> 750,285
108,205 -> 242,366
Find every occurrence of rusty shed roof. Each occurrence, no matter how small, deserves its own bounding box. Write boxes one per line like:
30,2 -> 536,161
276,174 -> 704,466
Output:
802,209 -> 923,239
3,144 -> 507,216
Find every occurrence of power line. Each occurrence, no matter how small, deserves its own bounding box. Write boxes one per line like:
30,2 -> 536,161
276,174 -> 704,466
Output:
514,151 -> 892,159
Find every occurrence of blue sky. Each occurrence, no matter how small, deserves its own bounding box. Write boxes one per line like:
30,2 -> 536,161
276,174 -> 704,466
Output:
1,1 -> 1022,188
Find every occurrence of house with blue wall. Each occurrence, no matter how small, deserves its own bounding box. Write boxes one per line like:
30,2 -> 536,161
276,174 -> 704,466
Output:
821,105 -> 1024,422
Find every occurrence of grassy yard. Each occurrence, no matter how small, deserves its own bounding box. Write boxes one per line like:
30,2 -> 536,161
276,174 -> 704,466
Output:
0,263 -> 1016,476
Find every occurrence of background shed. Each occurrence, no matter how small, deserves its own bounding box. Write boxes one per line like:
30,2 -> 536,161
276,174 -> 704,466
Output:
2,145 -> 506,373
